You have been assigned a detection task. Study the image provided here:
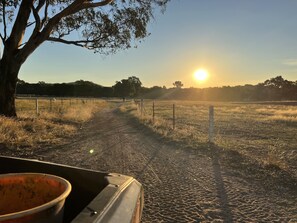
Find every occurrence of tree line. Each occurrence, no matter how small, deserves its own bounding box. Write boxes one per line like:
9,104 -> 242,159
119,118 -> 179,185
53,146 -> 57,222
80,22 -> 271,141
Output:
143,76 -> 297,101
17,76 -> 297,101
17,80 -> 114,97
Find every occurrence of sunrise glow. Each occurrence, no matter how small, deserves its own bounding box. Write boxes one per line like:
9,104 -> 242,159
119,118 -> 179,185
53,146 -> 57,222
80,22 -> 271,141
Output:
194,69 -> 208,82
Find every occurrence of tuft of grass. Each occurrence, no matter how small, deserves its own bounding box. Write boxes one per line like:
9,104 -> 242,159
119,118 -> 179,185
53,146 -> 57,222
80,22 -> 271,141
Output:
0,99 -> 107,149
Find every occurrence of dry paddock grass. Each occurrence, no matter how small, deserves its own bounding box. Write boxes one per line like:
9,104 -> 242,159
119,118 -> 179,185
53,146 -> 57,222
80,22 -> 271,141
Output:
0,98 -> 107,149
120,100 -> 297,177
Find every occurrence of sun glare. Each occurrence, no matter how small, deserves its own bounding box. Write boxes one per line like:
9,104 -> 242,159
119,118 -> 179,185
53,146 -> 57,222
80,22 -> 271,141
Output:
194,69 -> 208,82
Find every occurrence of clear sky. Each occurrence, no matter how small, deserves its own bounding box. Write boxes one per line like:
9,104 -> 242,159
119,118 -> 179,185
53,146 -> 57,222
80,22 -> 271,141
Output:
19,0 -> 297,88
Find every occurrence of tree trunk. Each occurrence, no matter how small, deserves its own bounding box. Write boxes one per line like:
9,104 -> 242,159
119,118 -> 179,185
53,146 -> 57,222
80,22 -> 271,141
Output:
0,56 -> 21,117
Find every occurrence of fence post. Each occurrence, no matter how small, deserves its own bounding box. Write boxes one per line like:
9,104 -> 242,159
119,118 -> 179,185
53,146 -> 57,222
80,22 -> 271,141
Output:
173,103 -> 175,130
209,106 -> 214,143
141,99 -> 144,117
35,98 -> 39,116
153,101 -> 155,123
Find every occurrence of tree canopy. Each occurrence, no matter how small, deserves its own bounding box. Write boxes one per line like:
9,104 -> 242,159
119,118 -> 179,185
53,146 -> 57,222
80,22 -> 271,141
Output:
0,0 -> 169,58
0,0 -> 169,117
113,76 -> 142,97
173,81 -> 183,88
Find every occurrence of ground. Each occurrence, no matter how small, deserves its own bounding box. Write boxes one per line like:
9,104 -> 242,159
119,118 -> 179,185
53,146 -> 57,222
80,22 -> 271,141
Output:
1,105 -> 297,222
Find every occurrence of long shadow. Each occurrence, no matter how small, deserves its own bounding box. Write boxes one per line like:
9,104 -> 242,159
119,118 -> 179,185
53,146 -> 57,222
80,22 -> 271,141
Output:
112,107 -> 297,221
115,107 -> 232,219
116,107 -> 235,221
209,144 -> 297,222
210,145 -> 234,223
220,147 -> 297,196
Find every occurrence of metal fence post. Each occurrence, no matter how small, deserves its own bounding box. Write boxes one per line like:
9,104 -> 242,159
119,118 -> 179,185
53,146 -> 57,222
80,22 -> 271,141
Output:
153,101 -> 155,123
141,99 -> 144,117
36,98 -> 39,116
209,106 -> 214,143
173,103 -> 175,130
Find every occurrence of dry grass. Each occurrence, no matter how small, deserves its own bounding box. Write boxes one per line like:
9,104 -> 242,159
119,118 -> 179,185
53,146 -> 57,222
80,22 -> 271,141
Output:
256,107 -> 297,122
0,99 -> 107,149
120,100 -> 297,176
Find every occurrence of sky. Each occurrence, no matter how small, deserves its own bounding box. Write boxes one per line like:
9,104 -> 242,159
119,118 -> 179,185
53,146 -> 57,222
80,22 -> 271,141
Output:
18,0 -> 297,88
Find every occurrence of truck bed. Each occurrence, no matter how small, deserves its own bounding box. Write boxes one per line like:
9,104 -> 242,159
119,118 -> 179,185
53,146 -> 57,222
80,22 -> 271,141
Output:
0,156 -> 143,223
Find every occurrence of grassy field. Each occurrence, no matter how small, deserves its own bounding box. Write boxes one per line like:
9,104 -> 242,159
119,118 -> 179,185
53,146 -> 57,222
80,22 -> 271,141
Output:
120,100 -> 297,176
0,98 -> 107,149
2,98 -> 296,176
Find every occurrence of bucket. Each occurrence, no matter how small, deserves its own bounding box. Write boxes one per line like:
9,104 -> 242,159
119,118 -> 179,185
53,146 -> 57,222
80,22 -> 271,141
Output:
0,173 -> 71,223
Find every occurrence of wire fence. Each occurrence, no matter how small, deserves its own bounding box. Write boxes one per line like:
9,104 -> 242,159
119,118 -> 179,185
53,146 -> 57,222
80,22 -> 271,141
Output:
132,99 -> 297,149
134,99 -> 215,142
16,97 -> 100,116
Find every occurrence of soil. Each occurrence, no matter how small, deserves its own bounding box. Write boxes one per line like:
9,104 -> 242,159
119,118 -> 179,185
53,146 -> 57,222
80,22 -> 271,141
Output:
1,106 -> 297,222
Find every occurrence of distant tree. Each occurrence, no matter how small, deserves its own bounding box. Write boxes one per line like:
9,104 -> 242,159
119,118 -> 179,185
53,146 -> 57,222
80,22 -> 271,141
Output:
128,76 -> 142,96
173,81 -> 183,88
0,0 -> 169,117
113,76 -> 142,97
262,76 -> 296,100
263,76 -> 291,89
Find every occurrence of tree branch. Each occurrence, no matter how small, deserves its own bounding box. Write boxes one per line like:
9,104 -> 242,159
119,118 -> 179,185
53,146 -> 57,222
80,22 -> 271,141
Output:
16,0 -> 113,63
31,5 -> 41,33
47,37 -> 90,48
47,35 -> 106,49
9,0 -> 34,51
40,0 -> 49,28
16,0 -> 84,62
36,0 -> 46,12
42,0 -> 114,39
57,27 -> 77,39
31,0 -> 46,34
27,21 -> 36,27
1,0 -> 7,40
0,33 -> 5,43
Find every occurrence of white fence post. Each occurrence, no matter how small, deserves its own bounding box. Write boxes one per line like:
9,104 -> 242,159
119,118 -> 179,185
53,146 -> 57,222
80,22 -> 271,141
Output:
36,98 -> 39,116
209,106 -> 214,143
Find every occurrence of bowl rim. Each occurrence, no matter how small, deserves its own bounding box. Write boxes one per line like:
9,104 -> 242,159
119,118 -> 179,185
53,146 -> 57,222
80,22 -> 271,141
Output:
0,173 -> 72,221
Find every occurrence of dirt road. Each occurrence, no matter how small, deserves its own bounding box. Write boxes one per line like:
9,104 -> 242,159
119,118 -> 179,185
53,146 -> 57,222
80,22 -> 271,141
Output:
20,106 -> 297,222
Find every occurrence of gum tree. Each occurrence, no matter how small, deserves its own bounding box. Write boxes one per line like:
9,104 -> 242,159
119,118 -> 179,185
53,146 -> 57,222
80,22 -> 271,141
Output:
0,0 -> 168,117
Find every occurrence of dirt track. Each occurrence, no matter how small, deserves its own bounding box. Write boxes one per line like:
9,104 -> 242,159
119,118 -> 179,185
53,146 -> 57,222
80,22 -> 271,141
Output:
7,106 -> 297,222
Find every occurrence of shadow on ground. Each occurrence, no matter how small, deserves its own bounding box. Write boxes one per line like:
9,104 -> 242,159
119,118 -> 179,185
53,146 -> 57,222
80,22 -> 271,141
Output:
117,105 -> 297,220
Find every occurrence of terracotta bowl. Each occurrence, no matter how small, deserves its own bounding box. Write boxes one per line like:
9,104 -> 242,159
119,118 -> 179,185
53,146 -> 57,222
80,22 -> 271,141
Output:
0,173 -> 71,223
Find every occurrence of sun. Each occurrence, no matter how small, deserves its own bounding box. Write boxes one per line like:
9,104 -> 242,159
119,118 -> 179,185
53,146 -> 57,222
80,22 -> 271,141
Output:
194,69 -> 208,82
